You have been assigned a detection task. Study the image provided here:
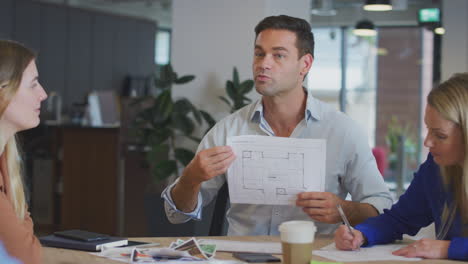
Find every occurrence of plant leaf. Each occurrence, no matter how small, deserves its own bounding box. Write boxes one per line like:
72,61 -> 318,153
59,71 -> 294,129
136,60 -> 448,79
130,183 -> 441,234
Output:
218,96 -> 232,107
242,95 -> 252,102
200,110 -> 216,128
147,143 -> 170,163
174,75 -> 195,84
239,80 -> 254,94
151,160 -> 177,181
173,98 -> 192,115
173,98 -> 202,124
226,80 -> 236,100
174,148 -> 195,166
155,90 -> 173,121
167,64 -> 174,74
148,127 -> 172,146
191,108 -> 202,125
172,114 -> 195,135
172,72 -> 178,82
155,64 -> 174,88
186,135 -> 202,142
233,67 -> 240,87
186,100 -> 202,124
234,101 -> 245,111
154,78 -> 171,89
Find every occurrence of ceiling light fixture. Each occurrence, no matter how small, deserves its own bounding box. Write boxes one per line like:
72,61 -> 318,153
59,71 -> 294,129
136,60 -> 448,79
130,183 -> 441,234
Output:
353,19 -> 377,36
434,26 -> 445,35
363,0 -> 393,11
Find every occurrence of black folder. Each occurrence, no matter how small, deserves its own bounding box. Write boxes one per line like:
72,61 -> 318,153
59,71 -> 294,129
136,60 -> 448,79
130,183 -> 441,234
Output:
40,234 -> 128,252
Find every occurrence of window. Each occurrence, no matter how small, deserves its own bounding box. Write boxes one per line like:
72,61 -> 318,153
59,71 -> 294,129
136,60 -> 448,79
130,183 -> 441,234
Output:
307,26 -> 434,198
155,28 -> 171,65
307,27 -> 377,147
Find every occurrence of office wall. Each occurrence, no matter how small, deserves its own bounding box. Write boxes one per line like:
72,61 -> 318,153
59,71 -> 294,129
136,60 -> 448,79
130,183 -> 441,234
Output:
0,0 -> 156,112
441,0 -> 468,80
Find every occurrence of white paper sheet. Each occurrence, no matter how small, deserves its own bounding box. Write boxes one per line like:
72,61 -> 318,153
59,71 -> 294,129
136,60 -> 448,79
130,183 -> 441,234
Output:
200,239 -> 282,254
312,243 -> 422,262
227,135 -> 326,205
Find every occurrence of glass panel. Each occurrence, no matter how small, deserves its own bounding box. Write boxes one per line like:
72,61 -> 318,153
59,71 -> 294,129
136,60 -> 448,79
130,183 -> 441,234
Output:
155,29 -> 171,65
307,27 -> 342,109
344,31 -> 378,147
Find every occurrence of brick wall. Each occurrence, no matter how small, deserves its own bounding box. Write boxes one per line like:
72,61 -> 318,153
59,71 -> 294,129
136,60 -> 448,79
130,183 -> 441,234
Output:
376,27 -> 423,156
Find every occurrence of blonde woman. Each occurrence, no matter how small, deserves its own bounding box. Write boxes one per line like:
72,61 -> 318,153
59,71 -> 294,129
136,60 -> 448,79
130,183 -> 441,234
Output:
335,72 -> 468,260
0,40 -> 47,264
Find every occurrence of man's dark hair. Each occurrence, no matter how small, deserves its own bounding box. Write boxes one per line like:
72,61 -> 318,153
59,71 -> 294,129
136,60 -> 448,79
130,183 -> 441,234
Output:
254,15 -> 315,58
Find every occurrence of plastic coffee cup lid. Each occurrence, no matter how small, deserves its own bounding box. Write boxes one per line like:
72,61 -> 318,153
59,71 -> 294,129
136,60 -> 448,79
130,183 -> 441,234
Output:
279,221 -> 316,243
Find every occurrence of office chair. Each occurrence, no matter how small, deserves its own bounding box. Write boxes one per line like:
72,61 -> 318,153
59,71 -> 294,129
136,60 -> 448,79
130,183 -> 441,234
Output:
208,182 -> 229,236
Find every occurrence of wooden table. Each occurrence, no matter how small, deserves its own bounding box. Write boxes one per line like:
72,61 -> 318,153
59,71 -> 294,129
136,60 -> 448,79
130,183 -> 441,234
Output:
43,235 -> 462,264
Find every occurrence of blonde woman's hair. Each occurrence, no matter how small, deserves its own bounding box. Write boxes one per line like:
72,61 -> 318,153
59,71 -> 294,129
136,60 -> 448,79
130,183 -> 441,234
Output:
0,40 -> 36,219
427,72 -> 468,239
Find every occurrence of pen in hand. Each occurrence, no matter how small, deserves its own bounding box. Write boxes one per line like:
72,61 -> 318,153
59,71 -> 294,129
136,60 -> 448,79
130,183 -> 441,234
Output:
337,204 -> 360,250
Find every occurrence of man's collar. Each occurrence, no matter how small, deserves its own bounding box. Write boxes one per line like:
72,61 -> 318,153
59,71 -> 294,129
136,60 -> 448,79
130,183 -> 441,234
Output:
250,99 -> 264,123
305,92 -> 322,122
250,91 -> 322,124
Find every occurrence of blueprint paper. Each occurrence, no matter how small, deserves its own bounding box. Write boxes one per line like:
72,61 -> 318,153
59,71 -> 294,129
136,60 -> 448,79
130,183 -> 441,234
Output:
227,135 -> 326,205
312,243 -> 422,262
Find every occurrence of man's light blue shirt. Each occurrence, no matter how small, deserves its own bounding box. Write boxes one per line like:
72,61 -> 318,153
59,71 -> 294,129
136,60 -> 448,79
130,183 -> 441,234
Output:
162,93 -> 392,235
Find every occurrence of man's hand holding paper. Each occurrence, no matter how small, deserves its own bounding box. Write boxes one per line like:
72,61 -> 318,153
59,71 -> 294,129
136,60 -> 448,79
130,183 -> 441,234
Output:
296,192 -> 345,224
182,146 -> 236,186
172,146 -> 236,212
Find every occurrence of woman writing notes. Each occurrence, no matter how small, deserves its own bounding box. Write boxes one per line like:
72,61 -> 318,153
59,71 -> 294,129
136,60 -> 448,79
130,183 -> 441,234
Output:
335,73 -> 468,260
0,40 -> 47,264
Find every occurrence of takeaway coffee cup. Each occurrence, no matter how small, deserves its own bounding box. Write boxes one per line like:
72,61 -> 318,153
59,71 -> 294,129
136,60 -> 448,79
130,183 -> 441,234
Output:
279,221 -> 316,264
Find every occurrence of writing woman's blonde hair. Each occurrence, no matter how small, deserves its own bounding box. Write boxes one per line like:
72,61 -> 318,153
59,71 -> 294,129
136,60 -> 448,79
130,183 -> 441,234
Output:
0,40 -> 36,219
428,72 -> 468,238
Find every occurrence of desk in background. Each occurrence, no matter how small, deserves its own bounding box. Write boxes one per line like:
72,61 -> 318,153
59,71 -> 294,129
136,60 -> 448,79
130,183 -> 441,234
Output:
31,100 -> 207,238
60,126 -> 122,236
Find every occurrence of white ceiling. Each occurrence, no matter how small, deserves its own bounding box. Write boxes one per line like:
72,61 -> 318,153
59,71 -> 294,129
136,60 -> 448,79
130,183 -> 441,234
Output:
35,0 -> 441,29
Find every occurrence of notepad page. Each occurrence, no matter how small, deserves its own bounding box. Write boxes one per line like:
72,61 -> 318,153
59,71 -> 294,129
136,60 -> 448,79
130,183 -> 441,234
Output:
313,243 -> 421,262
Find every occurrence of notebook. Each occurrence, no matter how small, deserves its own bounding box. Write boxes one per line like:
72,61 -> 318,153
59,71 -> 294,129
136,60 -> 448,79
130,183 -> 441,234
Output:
40,234 -> 128,252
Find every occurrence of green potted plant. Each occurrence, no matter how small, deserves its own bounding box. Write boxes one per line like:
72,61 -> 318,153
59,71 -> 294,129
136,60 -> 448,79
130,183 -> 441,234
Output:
132,64 -> 216,184
385,116 -> 417,170
128,64 -> 216,237
218,67 -> 254,113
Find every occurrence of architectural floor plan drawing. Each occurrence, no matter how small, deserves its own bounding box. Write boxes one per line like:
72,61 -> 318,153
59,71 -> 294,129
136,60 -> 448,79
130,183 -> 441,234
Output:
227,135 -> 326,205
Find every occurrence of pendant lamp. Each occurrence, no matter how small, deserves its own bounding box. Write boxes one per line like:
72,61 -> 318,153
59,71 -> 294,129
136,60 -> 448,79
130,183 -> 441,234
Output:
363,0 -> 392,11
353,19 -> 377,36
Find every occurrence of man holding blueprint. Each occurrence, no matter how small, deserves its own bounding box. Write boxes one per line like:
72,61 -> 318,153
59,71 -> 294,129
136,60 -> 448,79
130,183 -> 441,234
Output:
162,15 -> 392,235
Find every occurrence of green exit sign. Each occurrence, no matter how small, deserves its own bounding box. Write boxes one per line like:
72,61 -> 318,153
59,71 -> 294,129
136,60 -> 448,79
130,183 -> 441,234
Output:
419,8 -> 440,23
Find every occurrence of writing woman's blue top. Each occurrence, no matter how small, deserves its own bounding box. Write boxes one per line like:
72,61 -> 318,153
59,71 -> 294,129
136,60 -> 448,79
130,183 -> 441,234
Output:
356,154 -> 468,260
